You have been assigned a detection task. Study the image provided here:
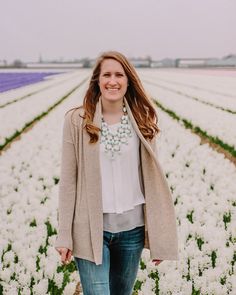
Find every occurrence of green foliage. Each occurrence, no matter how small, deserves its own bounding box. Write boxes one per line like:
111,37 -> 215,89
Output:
38,220 -> 57,256
174,196 -> 179,205
187,234 -> 192,241
196,236 -> 204,251
7,208 -> 12,215
14,254 -> 18,263
223,211 -> 231,230
10,272 -> 16,280
36,255 -> 40,271
53,177 -> 60,185
30,276 -> 35,289
148,270 -> 160,294
211,250 -> 217,268
140,259 -> 146,270
187,210 -> 194,223
40,196 -> 48,204
48,279 -> 61,294
186,258 -> 191,281
45,220 -> 57,237
192,287 -> 201,295
220,275 -> 227,285
29,219 -> 37,227
233,251 -> 236,262
133,279 -> 143,291
1,244 -> 12,263
57,261 -> 77,273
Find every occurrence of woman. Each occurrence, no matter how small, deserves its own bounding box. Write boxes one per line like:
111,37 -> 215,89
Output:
55,51 -> 179,295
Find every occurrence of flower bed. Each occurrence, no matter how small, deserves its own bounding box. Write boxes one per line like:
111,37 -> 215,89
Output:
0,72 -> 62,93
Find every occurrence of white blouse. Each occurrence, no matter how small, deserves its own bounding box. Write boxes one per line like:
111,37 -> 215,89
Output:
100,119 -> 145,214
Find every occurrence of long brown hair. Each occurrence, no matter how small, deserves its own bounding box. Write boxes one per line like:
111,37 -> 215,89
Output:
81,51 -> 160,143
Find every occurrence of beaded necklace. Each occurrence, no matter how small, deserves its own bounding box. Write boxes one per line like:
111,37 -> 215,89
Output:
100,105 -> 132,160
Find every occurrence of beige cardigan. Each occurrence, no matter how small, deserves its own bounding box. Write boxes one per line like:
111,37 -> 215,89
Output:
55,97 -> 179,265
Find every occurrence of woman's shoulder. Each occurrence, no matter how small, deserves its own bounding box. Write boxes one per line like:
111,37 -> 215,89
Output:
64,105 -> 85,127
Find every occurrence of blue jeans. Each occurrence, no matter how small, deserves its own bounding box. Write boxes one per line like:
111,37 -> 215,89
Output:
74,225 -> 145,295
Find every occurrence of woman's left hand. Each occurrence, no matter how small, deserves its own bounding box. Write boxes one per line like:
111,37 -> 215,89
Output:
152,259 -> 163,266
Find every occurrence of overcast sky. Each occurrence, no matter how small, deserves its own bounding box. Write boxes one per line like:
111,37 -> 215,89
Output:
1,0 -> 236,62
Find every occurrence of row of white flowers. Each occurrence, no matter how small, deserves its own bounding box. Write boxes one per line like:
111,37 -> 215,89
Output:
139,71 -> 236,112
0,70 -> 82,106
142,80 -> 236,150
0,71 -> 89,146
138,69 -> 236,97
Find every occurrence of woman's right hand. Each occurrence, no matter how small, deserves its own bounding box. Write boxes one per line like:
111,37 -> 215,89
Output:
55,247 -> 72,265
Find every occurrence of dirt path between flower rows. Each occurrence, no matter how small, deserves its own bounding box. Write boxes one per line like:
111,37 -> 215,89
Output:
0,123 -> 35,156
196,132 -> 236,166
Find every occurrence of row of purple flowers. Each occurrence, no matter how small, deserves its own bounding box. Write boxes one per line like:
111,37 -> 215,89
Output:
0,72 -> 62,93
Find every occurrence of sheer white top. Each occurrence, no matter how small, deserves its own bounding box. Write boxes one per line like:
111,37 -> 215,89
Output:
100,119 -> 145,214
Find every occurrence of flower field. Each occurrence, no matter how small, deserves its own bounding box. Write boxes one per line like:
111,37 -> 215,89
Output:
139,71 -> 236,153
0,68 -> 235,294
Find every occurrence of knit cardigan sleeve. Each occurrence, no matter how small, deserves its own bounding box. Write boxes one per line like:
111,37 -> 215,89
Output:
55,111 -> 77,250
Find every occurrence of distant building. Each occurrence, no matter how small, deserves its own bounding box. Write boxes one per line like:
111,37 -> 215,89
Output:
206,54 -> 236,67
151,58 -> 176,68
130,58 -> 151,68
26,62 -> 84,69
176,58 -> 211,68
176,55 -> 236,68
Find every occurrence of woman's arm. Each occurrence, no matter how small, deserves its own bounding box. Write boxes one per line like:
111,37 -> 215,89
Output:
55,111 -> 77,252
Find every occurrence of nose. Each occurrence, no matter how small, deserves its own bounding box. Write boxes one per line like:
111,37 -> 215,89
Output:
108,75 -> 117,85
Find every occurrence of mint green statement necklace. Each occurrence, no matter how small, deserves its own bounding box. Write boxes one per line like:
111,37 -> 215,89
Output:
100,105 -> 132,160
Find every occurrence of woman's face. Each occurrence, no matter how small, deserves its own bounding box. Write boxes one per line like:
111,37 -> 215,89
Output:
98,58 -> 128,104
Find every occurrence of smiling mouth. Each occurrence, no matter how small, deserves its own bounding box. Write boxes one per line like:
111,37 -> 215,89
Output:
106,88 -> 120,92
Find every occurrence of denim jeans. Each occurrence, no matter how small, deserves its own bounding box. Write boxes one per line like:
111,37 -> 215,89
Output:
74,225 -> 145,295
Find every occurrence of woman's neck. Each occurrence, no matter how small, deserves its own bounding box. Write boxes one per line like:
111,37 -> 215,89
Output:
101,98 -> 124,125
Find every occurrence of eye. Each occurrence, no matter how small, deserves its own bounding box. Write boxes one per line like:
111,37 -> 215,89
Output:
103,73 -> 110,77
116,73 -> 124,77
